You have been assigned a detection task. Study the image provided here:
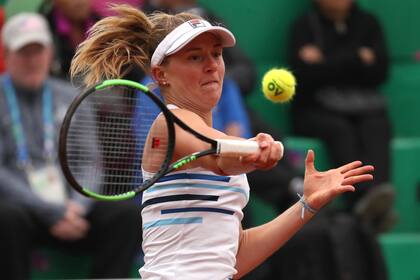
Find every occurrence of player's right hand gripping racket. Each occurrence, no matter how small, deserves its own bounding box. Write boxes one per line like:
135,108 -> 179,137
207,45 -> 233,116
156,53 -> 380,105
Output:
59,79 -> 284,201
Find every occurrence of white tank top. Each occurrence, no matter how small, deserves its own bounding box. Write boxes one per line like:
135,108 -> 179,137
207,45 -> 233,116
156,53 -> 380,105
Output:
140,104 -> 250,279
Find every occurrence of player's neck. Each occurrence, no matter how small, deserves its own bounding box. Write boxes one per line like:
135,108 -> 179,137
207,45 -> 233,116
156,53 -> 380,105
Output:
165,97 -> 213,126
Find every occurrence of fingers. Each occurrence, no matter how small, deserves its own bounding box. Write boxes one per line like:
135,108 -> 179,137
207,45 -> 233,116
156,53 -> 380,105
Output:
305,149 -> 316,173
341,163 -> 374,185
51,218 -> 90,241
50,221 -> 83,241
244,134 -> 282,170
338,185 -> 356,193
70,215 -> 90,233
338,160 -> 363,173
342,174 -> 374,186
67,208 -> 90,233
254,133 -> 273,149
67,200 -> 86,215
343,165 -> 374,178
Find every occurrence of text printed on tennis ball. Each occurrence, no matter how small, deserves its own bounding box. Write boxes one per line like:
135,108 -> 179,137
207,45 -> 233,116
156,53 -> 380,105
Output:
268,79 -> 283,96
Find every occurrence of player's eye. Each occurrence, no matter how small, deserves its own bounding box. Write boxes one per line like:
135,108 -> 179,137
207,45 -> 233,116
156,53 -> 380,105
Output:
188,55 -> 202,61
213,51 -> 222,58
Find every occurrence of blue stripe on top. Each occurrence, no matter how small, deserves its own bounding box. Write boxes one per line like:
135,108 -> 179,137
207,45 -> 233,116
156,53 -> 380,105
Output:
161,207 -> 234,215
156,173 -> 231,183
146,183 -> 248,197
143,217 -> 203,229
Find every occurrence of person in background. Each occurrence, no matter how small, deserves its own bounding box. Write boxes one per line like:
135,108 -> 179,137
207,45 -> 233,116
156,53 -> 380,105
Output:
288,0 -> 395,233
0,6 -> 5,73
0,13 -> 140,280
39,0 -> 101,79
92,0 -> 144,17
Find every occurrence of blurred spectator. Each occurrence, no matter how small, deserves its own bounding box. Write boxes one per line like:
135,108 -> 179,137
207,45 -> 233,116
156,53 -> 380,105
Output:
212,78 -> 253,139
142,0 -> 257,96
0,6 -> 5,73
288,0 -> 395,233
0,13 -> 140,280
92,0 -> 144,17
39,0 -> 101,79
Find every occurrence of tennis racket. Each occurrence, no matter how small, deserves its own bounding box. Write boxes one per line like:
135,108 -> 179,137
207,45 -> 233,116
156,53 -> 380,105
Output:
59,79 -> 284,201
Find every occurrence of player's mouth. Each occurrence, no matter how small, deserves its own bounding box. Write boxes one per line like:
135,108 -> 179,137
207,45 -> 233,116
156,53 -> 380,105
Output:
201,80 -> 219,88
202,79 -> 218,85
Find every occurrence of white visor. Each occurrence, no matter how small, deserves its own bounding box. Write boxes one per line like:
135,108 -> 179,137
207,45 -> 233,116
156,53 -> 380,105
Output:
151,19 -> 236,66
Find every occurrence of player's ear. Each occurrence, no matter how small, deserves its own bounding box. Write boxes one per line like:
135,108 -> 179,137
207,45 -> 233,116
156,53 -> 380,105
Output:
151,66 -> 168,87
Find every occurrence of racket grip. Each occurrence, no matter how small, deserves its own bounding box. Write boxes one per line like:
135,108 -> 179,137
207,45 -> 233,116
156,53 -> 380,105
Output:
216,139 -> 284,158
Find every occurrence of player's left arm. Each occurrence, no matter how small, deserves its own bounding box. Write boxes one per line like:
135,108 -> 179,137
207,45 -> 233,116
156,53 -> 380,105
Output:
234,201 -> 313,279
233,150 -> 374,279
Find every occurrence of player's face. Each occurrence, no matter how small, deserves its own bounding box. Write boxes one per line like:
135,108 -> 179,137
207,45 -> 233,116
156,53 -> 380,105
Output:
163,32 -> 225,113
5,43 -> 53,89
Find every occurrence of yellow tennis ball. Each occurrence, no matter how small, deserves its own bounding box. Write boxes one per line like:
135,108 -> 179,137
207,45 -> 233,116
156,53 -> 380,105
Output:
261,68 -> 296,103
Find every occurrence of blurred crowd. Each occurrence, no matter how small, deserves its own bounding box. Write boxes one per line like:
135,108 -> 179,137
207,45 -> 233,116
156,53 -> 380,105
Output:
0,0 -> 395,279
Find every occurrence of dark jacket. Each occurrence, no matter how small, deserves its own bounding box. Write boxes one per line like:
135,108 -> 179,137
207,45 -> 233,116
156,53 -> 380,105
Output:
288,3 -> 389,109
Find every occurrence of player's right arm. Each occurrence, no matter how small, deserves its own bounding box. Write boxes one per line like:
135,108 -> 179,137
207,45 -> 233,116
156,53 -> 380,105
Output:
170,109 -> 281,175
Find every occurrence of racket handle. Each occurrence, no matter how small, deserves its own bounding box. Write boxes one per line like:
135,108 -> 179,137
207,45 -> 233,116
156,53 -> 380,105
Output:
216,139 -> 284,158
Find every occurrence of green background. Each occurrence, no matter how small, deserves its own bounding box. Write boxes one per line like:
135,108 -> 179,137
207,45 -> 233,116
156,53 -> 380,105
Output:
2,0 -> 420,279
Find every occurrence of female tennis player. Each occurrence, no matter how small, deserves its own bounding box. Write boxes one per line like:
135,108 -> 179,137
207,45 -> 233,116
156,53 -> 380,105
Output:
71,5 -> 374,279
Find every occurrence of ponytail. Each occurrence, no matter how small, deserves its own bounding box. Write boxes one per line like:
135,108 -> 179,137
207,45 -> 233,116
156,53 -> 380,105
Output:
71,5 -> 152,86
71,5 -> 201,86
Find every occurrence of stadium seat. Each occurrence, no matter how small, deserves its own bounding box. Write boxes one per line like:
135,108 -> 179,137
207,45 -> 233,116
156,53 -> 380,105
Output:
391,138 -> 420,232
380,233 -> 420,280
31,249 -> 90,279
284,136 -> 331,172
361,0 -> 420,61
248,196 -> 277,226
199,1 -> 310,64
382,63 -> 420,137
30,248 -> 142,279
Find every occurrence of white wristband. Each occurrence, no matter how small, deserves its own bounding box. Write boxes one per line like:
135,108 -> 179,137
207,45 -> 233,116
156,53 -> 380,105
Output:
297,193 -> 318,219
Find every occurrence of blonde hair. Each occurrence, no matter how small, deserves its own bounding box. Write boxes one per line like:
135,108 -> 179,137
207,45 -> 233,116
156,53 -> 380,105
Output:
71,5 -> 201,86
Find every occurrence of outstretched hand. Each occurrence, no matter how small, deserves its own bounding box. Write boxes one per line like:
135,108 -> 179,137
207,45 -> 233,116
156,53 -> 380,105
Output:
303,150 -> 374,210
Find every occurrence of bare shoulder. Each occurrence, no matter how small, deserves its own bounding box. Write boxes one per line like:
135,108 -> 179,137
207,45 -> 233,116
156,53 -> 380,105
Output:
169,108 -> 207,127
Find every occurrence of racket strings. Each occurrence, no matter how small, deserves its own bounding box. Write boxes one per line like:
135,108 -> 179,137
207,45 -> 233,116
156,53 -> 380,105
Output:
66,86 -> 170,195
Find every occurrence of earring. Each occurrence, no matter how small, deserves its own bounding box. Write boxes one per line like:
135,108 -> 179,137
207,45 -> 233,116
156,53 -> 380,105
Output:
160,80 -> 168,86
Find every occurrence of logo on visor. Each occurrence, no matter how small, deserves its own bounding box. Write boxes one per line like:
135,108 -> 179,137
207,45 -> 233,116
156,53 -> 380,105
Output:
188,19 -> 206,29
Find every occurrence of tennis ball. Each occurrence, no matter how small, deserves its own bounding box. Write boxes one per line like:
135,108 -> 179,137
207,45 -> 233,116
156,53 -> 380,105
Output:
261,68 -> 296,103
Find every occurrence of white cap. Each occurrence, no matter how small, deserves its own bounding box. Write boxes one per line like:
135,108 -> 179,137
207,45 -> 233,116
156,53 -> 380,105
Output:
151,18 -> 236,66
2,13 -> 52,51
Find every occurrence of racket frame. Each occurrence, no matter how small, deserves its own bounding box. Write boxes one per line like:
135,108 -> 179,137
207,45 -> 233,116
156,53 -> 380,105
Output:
59,79 -> 264,201
59,79 -> 176,200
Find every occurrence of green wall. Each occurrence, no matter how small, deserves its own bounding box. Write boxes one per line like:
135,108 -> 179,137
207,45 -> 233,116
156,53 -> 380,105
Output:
4,0 -> 44,18
199,0 -> 309,64
199,0 -> 310,133
200,0 -> 420,135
